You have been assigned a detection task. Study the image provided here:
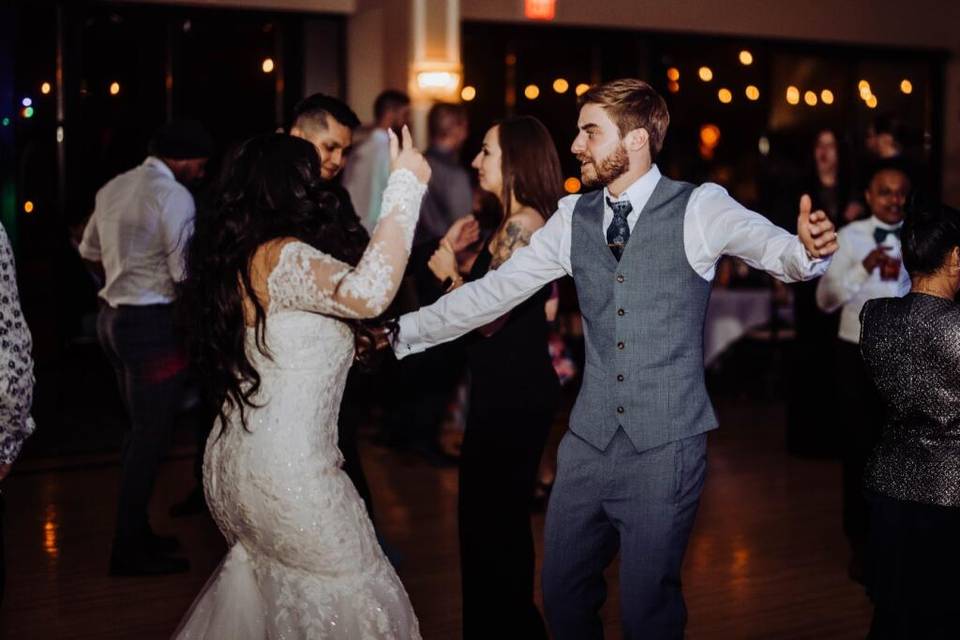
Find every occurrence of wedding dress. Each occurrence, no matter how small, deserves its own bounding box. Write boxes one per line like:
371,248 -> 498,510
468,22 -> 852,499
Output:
174,169 -> 425,639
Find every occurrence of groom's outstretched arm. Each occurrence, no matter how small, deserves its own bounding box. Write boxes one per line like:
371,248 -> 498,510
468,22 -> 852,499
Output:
395,197 -> 575,358
686,184 -> 836,283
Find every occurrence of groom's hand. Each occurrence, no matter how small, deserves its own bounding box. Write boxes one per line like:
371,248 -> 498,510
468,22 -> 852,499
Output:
797,194 -> 838,259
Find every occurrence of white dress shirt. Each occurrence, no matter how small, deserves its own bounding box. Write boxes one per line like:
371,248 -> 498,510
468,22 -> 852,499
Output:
396,164 -> 827,357
815,215 -> 910,344
79,156 -> 195,306
342,128 -> 391,232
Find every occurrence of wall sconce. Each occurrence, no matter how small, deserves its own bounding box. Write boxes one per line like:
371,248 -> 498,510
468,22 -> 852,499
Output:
411,61 -> 462,101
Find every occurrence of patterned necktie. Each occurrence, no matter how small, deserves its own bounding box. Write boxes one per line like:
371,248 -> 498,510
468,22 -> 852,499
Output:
606,197 -> 633,261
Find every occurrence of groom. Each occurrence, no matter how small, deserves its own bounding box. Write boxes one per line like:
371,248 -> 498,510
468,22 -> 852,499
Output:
393,79 -> 838,638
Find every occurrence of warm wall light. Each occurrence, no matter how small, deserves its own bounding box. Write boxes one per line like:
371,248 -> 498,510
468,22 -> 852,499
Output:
460,86 -> 476,101
745,85 -> 760,101
666,67 -> 680,82
786,86 -> 800,105
698,66 -> 713,82
418,71 -> 460,91
738,50 -> 753,65
575,83 -> 590,96
553,78 -> 569,94
41,82 -> 51,95
564,177 -> 581,193
524,0 -> 556,20
524,84 -> 540,100
821,89 -> 834,104
804,90 -> 818,106
718,88 -> 732,104
109,82 -> 121,95
262,58 -> 275,73
900,79 -> 913,94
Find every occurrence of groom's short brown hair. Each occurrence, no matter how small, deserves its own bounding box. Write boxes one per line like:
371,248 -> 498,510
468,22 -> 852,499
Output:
578,79 -> 670,160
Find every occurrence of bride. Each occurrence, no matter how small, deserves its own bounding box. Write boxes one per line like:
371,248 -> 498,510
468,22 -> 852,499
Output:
173,127 -> 429,639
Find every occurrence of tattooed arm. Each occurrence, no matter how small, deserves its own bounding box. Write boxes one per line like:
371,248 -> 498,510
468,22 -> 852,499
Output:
478,212 -> 542,337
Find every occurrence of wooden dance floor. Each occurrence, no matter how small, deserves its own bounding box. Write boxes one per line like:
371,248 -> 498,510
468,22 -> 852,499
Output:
1,395 -> 871,639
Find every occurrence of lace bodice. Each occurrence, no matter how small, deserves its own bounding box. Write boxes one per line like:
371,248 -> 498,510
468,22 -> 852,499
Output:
176,168 -> 426,640
265,168 -> 424,320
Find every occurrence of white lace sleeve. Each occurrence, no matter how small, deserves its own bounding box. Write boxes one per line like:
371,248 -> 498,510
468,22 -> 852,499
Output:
266,168 -> 426,319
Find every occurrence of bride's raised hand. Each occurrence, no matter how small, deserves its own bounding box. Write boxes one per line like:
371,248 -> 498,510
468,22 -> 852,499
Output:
388,125 -> 431,184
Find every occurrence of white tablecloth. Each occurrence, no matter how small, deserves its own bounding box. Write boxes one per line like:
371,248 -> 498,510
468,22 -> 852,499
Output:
703,288 -> 773,367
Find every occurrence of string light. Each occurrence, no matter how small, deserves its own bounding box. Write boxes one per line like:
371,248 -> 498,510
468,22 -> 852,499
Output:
866,95 -> 878,109
24,201 -> 34,214
41,82 -> 51,95
22,106 -> 34,118
745,85 -> 760,101
698,66 -> 713,82
460,86 -> 476,101
21,97 -> 32,107
785,86 -> 800,105
564,177 -> 581,193
738,50 -> 753,65
900,79 -> 913,94
804,90 -> 818,106
821,89 -> 835,105
717,88 -> 732,104
524,84 -> 540,100
109,82 -> 120,95
261,58 -> 275,73
699,124 -> 721,148
575,83 -> 590,96
668,81 -> 680,94
552,78 -> 569,94
666,67 -> 680,82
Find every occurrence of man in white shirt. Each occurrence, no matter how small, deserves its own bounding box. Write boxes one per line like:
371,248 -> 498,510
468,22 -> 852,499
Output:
392,79 -> 838,638
342,90 -> 411,232
79,120 -> 211,577
815,160 -> 911,582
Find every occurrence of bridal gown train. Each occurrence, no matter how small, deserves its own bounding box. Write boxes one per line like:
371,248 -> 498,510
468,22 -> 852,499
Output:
174,169 -> 425,639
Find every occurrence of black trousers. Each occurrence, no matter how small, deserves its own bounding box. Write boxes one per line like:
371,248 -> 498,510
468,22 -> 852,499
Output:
835,339 -> 884,552
97,304 -> 187,546
337,367 -> 376,521
458,399 -> 556,640
866,493 -> 960,639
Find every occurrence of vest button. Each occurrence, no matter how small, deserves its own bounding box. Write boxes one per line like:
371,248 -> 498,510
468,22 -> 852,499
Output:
617,406 -> 625,414
617,374 -> 624,382
617,308 -> 625,316
617,341 -> 625,350
616,274 -> 625,283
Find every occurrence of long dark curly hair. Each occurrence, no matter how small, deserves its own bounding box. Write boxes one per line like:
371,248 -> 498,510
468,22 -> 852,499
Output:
178,133 -> 371,431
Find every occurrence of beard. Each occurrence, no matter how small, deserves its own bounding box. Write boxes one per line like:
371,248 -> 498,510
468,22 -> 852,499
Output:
578,143 -> 630,188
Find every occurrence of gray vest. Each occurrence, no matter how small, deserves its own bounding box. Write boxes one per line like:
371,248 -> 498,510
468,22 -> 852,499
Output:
569,176 -> 718,452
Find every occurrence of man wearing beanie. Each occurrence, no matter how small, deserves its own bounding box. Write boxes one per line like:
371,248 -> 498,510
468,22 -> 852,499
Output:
79,119 -> 212,576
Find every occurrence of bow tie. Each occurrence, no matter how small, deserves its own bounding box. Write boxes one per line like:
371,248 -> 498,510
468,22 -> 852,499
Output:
873,227 -> 901,245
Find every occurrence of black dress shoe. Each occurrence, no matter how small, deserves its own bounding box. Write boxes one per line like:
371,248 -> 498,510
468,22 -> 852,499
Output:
109,548 -> 190,577
169,486 -> 208,518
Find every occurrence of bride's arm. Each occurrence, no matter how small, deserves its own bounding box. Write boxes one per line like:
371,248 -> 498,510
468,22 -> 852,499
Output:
261,128 -> 430,319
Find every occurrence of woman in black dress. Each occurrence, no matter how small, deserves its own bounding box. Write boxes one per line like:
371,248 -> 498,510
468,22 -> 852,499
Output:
428,116 -> 562,639
859,202 -> 960,639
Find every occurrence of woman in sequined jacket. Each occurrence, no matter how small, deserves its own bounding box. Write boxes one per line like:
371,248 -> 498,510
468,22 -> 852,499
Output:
859,202 -> 960,639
